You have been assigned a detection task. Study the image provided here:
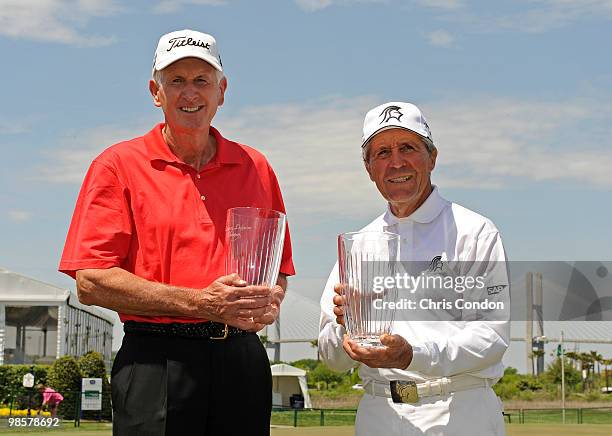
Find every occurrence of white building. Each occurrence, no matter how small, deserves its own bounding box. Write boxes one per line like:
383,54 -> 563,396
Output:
0,267 -> 113,368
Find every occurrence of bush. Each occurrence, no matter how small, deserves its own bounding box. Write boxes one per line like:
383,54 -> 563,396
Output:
47,356 -> 81,419
543,357 -> 582,391
493,367 -> 543,400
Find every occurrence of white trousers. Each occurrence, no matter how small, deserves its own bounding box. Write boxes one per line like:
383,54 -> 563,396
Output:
355,386 -> 505,436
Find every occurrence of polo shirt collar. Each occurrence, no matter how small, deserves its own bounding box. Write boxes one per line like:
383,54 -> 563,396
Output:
382,185 -> 447,225
144,123 -> 242,165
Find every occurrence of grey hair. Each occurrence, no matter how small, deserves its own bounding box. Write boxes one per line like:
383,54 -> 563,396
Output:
362,135 -> 437,162
152,67 -> 225,85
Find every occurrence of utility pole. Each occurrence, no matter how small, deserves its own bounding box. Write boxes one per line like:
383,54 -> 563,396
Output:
561,330 -> 566,424
526,272 -> 534,375
534,273 -> 545,375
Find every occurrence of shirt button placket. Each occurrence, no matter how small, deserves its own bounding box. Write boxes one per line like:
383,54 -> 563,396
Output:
195,172 -> 205,200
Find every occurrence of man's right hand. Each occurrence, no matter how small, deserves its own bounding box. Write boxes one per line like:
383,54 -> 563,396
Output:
333,283 -> 346,327
198,273 -> 273,331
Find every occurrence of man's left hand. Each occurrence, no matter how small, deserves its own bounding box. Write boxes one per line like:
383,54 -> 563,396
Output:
342,334 -> 413,369
251,284 -> 285,328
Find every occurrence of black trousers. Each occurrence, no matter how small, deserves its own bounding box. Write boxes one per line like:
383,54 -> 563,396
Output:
111,331 -> 272,436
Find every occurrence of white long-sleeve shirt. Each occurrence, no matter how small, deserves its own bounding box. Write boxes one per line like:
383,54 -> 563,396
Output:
319,186 -> 510,385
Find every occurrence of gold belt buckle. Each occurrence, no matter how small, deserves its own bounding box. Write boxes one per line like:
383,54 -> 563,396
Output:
210,324 -> 229,340
390,380 -> 419,404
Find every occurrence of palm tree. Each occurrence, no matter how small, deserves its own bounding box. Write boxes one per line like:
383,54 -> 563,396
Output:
565,351 -> 580,369
602,358 -> 612,392
578,353 -> 594,391
590,351 -> 603,382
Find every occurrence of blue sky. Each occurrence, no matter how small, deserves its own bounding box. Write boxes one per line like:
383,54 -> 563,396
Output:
1,0 -> 611,365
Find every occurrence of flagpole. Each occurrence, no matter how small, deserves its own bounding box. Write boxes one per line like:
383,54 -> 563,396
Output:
561,330 -> 566,424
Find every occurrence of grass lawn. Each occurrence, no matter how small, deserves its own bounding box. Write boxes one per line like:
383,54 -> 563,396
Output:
2,420 -> 612,436
506,424 -> 612,435
271,425 -> 612,436
0,421 -> 111,435
271,409 -> 356,427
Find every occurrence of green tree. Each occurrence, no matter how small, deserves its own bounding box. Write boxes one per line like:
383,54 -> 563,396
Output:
565,351 -> 580,369
589,351 -> 603,381
602,358 -> 612,391
578,352 -> 595,391
291,359 -> 319,372
544,357 -> 581,390
310,364 -> 344,389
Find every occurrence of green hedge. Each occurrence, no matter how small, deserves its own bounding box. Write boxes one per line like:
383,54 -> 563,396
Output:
0,352 -> 111,420
0,364 -> 49,406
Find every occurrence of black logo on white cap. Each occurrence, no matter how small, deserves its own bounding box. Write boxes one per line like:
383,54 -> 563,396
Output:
379,105 -> 403,124
429,255 -> 443,273
167,36 -> 211,52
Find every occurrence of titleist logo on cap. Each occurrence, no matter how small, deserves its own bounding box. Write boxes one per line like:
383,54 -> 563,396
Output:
167,36 -> 211,52
153,29 -> 223,73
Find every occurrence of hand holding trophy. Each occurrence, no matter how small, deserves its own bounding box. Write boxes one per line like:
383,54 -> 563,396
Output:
226,207 -> 287,328
337,231 -> 400,348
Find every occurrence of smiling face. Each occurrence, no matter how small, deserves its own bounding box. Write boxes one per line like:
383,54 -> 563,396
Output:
149,57 -> 227,136
364,128 -> 437,217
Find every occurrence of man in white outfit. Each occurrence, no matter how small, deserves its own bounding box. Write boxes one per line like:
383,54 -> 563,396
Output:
319,102 -> 510,435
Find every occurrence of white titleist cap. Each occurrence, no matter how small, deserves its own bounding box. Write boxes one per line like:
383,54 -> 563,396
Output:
361,101 -> 433,148
153,29 -> 222,73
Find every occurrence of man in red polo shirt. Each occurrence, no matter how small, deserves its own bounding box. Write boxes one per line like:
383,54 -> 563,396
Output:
59,29 -> 295,436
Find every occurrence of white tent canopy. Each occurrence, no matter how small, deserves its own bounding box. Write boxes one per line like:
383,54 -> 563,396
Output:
0,267 -> 114,366
270,363 -> 312,409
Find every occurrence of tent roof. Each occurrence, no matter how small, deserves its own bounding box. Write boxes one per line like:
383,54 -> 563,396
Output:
0,267 -> 114,324
271,363 -> 306,377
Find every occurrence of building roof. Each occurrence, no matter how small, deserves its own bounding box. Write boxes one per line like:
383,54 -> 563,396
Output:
271,363 -> 307,377
0,267 -> 114,324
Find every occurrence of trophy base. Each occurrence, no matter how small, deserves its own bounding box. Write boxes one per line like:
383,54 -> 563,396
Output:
353,336 -> 384,348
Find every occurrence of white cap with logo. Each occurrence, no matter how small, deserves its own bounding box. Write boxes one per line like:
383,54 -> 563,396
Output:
361,101 -> 433,148
153,29 -> 223,74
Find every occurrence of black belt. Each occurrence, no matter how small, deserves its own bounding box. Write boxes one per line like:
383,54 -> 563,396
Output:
123,321 -> 248,339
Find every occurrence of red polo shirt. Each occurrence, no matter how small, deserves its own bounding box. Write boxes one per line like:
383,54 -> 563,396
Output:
59,123 -> 295,324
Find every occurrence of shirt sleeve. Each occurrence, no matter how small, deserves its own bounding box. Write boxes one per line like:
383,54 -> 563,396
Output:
266,164 -> 295,277
408,231 -> 511,377
59,160 -> 133,279
318,262 -> 359,372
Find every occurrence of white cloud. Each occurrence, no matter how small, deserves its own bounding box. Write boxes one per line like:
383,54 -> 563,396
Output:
418,0 -> 463,9
40,96 -> 612,218
295,0 -> 334,11
219,96 -> 612,214
0,0 -> 120,46
7,210 -> 32,223
295,0 -> 385,12
450,0 -> 612,33
425,98 -> 612,188
38,123 -> 154,183
153,0 -> 227,14
426,29 -> 455,47
216,96 -> 383,214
